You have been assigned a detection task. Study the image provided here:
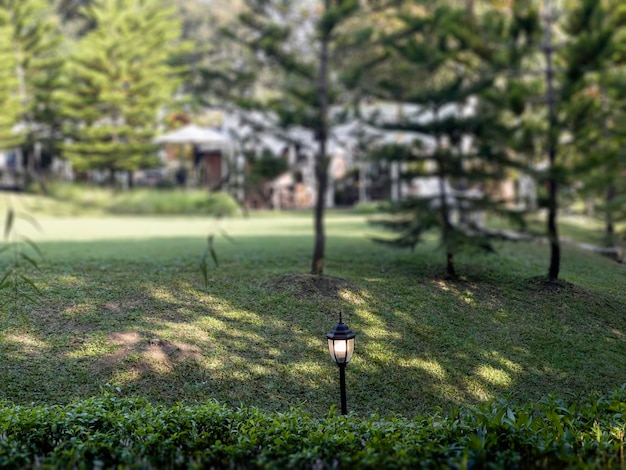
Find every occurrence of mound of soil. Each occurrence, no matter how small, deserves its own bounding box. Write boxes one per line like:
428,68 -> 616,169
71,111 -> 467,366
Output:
271,273 -> 355,301
524,276 -> 579,293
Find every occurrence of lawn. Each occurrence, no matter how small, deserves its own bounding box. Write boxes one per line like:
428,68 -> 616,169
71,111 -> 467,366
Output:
1,194 -> 625,418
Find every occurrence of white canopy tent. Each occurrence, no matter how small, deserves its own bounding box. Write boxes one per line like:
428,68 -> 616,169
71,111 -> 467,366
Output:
155,124 -> 232,151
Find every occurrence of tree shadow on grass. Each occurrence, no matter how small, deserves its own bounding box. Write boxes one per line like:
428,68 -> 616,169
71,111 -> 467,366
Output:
1,234 -> 626,418
356,256 -> 626,413
0,236 -> 355,413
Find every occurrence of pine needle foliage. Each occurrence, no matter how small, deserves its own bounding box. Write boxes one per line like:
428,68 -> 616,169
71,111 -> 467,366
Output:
559,0 -> 626,244
0,11 -> 22,149
366,1 -> 540,278
0,0 -> 63,154
57,0 -> 189,182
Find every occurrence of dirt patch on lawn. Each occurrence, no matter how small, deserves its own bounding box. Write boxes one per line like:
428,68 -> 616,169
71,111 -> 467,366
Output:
270,273 -> 356,301
97,331 -> 203,373
144,338 -> 203,363
102,297 -> 155,316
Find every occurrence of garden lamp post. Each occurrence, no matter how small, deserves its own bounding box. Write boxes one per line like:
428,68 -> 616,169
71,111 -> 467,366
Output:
326,314 -> 355,415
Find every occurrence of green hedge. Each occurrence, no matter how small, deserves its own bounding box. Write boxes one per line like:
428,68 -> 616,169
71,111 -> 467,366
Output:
1,386 -> 625,469
45,183 -> 241,216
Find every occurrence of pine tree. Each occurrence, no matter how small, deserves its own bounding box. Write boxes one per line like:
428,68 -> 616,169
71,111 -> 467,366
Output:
58,0 -> 187,185
365,2 -> 539,278
227,0 -> 365,275
0,10 -> 22,149
560,0 -> 626,245
0,0 -> 64,180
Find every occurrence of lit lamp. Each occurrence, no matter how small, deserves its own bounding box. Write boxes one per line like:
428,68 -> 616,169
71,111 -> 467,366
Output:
326,314 -> 355,415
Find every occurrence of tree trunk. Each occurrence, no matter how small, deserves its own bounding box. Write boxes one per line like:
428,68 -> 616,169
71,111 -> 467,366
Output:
547,174 -> 560,281
544,0 -> 560,282
311,0 -> 331,276
435,108 -> 456,279
601,87 -> 614,246
127,170 -> 134,189
605,185 -> 615,244
447,252 -> 456,278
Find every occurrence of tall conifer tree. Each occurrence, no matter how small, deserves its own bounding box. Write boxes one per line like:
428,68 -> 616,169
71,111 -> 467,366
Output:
58,0 -> 187,184
228,0 -> 364,275
0,10 -> 22,149
0,0 -> 64,178
366,2 -> 538,278
561,0 -> 626,245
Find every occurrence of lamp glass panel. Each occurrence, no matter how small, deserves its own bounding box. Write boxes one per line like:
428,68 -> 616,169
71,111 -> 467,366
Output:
328,338 -> 341,363
328,338 -> 355,364
345,337 -> 354,363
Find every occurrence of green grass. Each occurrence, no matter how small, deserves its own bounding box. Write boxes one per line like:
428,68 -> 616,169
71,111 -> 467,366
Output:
0,194 -> 625,419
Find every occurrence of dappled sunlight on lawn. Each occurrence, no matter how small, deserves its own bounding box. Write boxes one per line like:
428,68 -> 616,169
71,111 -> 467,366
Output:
474,365 -> 514,387
65,332 -> 118,359
460,289 -> 476,306
63,303 -> 93,318
1,212 -> 626,417
432,279 -> 451,292
9,259 -> 623,414
480,350 -> 524,375
108,369 -> 142,386
338,288 -> 368,306
52,275 -> 346,410
1,332 -> 49,356
402,357 -> 448,380
54,274 -> 87,288
146,284 -> 180,304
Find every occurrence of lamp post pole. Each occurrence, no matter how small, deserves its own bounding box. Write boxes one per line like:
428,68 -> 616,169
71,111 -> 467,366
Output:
338,362 -> 347,415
